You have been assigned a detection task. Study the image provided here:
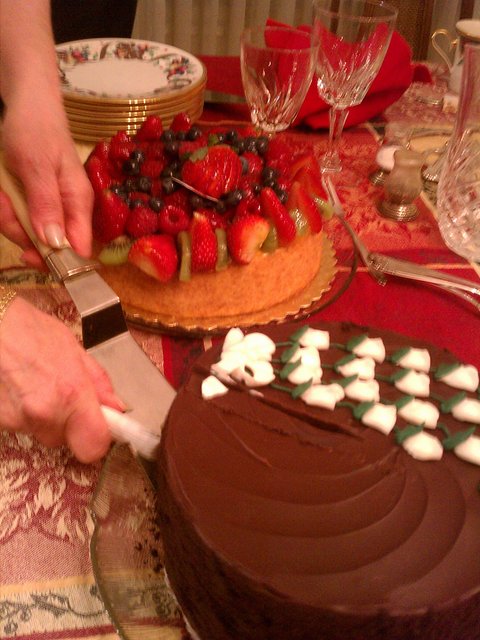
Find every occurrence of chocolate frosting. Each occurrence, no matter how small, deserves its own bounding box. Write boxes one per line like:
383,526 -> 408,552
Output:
157,322 -> 480,640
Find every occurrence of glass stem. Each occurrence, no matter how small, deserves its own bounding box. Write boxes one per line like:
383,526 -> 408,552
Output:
323,107 -> 348,172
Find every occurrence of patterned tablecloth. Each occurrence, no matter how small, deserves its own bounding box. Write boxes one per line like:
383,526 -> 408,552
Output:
1,90 -> 478,640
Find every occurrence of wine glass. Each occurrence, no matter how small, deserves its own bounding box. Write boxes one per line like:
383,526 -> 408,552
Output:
312,0 -> 397,172
437,43 -> 480,262
240,25 -> 318,135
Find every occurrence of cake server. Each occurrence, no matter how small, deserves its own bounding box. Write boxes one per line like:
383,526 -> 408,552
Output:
1,163 -> 174,462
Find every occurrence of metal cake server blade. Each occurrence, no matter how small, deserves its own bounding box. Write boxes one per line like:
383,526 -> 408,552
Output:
1,163 -> 174,472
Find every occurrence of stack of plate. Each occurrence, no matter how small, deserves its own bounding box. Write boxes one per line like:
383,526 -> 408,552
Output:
56,38 -> 206,142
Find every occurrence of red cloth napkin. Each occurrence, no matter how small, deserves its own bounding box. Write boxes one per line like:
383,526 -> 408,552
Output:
199,19 -> 432,129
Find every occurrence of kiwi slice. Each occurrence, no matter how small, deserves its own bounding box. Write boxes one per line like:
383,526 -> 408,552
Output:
177,230 -> 192,281
315,196 -> 334,220
215,228 -> 229,271
98,235 -> 132,265
289,208 -> 309,237
261,223 -> 278,253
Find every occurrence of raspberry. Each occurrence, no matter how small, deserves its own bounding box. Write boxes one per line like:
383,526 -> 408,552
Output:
157,204 -> 190,235
126,205 -> 159,238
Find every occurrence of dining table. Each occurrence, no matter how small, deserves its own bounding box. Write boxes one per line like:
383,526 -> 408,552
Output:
1,77 -> 479,640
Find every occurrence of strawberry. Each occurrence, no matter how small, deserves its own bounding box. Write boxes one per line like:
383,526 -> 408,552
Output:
190,212 -> 217,272
241,151 -> 263,178
170,112 -> 192,133
92,190 -> 130,243
178,136 -> 208,159
260,187 -> 296,245
109,131 -> 135,162
227,214 -> 270,264
235,196 -> 262,219
85,155 -> 113,194
128,234 -> 178,282
140,158 -> 165,179
287,181 -> 323,234
136,115 -> 163,141
195,208 -> 227,230
90,140 -> 110,162
163,189 -> 192,215
181,145 -> 242,198
126,205 -> 159,238
296,164 -> 329,202
158,204 -> 190,235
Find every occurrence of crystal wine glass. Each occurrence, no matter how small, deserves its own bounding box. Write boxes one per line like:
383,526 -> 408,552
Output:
240,25 -> 318,135
312,0 -> 397,172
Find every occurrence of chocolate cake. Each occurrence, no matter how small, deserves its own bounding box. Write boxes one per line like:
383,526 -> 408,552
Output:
156,321 -> 480,640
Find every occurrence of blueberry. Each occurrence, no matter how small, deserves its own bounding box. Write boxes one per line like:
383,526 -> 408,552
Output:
130,149 -> 145,163
216,132 -> 226,143
263,178 -> 278,189
122,158 -> 140,175
244,137 -> 258,153
129,198 -> 145,209
275,188 -> 288,204
176,130 -> 187,141
189,194 -> 204,209
224,189 -> 243,208
110,183 -> 127,197
240,156 -> 249,174
149,197 -> 164,212
136,176 -> 152,193
164,140 -> 179,156
252,182 -> 262,195
262,166 -> 279,182
256,136 -> 269,155
124,177 -> 138,192
215,199 -> 227,213
162,177 -> 177,195
225,129 -> 239,145
161,129 -> 176,143
187,125 -> 203,141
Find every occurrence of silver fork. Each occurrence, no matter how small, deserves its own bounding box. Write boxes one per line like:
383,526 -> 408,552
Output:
324,177 -> 387,285
324,177 -> 480,312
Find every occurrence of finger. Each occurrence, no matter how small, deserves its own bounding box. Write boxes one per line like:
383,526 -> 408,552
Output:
0,190 -> 37,249
19,249 -> 47,270
81,352 -> 126,411
58,160 -> 94,258
64,400 -> 112,464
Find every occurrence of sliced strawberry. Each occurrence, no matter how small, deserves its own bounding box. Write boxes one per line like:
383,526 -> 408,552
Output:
109,131 -> 135,162
190,212 -> 217,272
92,190 -> 130,243
126,205 -> 159,238
289,152 -> 317,180
128,234 -> 178,282
136,115 -> 163,141
85,155 -> 113,194
170,112 -> 192,132
140,158 -> 165,179
296,164 -> 329,202
196,208 -> 227,230
260,187 -> 296,245
287,181 -> 323,234
242,151 -> 263,178
235,196 -> 262,219
90,140 -> 110,162
158,204 -> 190,235
181,145 -> 242,199
227,214 -> 270,265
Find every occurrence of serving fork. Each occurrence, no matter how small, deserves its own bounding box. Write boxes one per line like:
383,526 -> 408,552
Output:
324,177 -> 480,312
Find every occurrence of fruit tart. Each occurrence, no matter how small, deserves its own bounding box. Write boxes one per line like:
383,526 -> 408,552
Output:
86,113 -> 334,326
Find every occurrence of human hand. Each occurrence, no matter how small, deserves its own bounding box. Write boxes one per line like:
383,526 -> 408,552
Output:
0,296 -> 123,463
1,88 -> 94,260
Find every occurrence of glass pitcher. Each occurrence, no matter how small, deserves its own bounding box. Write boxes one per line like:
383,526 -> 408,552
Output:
437,43 -> 480,262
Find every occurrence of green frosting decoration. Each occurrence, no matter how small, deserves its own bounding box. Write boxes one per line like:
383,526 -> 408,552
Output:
345,334 -> 368,352
292,379 -> 313,399
395,424 -> 424,445
441,391 -> 467,414
281,342 -> 300,364
289,325 -> 310,342
334,353 -> 357,371
442,427 -> 477,451
389,368 -> 411,382
434,361 -> 461,381
353,401 -> 375,420
279,359 -> 301,380
335,374 -> 358,388
395,395 -> 415,410
390,347 -> 411,364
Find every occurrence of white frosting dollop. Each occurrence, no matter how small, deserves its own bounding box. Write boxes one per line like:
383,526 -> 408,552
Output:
396,348 -> 431,373
211,350 -> 247,376
298,328 -> 330,350
402,431 -> 443,461
287,363 -> 322,386
398,398 -> 440,429
394,370 -> 430,397
231,360 -> 275,388
454,435 -> 480,466
337,356 -> 376,380
451,397 -> 480,424
222,327 -> 244,351
344,379 -> 380,403
201,375 -> 229,399
352,337 -> 386,363
301,383 -> 345,410
361,403 -> 397,435
439,364 -> 479,392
